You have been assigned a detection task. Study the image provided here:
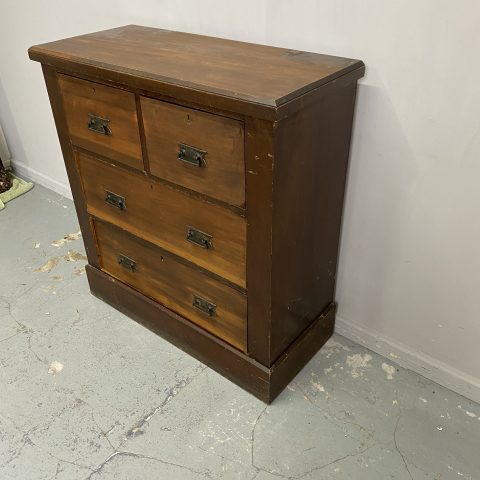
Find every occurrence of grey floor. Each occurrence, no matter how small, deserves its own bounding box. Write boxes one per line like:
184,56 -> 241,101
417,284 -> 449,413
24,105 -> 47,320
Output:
1,184 -> 479,480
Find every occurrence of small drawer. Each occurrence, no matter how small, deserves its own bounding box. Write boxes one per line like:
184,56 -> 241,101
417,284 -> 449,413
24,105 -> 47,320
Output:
94,219 -> 247,351
58,75 -> 143,169
141,97 -> 245,207
77,151 -> 246,288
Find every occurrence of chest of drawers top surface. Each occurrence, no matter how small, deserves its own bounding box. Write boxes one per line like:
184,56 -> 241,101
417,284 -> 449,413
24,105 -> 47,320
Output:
29,25 -> 364,403
29,24 -> 363,111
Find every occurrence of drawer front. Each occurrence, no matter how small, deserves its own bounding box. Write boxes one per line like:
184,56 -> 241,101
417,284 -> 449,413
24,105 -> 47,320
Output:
141,97 -> 245,207
77,151 -> 246,288
94,220 -> 247,351
58,74 -> 143,169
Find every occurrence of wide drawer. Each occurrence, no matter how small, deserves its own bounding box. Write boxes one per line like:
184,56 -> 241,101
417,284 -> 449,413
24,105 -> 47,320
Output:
141,97 -> 245,207
58,74 -> 143,169
77,151 -> 246,288
93,220 -> 247,351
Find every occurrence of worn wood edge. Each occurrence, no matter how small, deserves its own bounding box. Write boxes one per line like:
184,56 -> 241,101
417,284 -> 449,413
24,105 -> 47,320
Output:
28,45 -> 276,105
29,47 -> 363,121
85,265 -> 271,401
276,65 -> 365,120
274,63 -> 364,107
245,117 -> 274,366
268,303 -> 336,402
135,94 -> 150,174
29,44 -> 363,107
28,48 -> 277,121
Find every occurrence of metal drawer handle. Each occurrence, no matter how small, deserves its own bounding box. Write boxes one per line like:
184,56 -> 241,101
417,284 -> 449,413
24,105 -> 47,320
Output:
88,113 -> 112,136
105,191 -> 126,211
186,227 -> 213,249
192,295 -> 216,317
118,254 -> 136,272
178,143 -> 207,168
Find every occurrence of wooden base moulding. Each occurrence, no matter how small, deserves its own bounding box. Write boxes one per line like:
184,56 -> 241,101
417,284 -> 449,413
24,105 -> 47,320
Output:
86,265 -> 335,403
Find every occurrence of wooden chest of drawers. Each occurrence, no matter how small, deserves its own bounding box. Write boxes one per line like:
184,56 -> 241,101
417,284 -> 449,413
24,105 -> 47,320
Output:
29,25 -> 364,402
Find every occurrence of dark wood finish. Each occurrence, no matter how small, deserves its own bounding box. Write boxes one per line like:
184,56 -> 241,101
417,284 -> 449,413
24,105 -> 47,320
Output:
245,117 -> 274,365
269,303 -> 335,401
77,151 -> 246,288
30,25 -> 363,107
86,264 -> 335,403
29,25 -> 364,120
30,26 -> 364,402
94,219 -> 247,350
41,65 -> 100,268
58,74 -> 143,169
269,80 -> 359,362
86,264 -> 270,400
141,96 -> 245,207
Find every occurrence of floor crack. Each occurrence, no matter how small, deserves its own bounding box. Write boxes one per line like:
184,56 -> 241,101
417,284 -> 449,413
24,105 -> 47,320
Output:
85,450 -> 212,479
250,406 -> 291,479
294,443 -> 376,479
122,365 -> 207,442
393,395 -> 414,480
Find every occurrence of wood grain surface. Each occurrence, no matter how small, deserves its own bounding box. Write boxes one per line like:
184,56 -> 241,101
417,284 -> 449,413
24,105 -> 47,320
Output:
141,96 -> 245,206
77,151 -> 246,288
30,25 -> 364,107
58,74 -> 143,169
94,219 -> 247,350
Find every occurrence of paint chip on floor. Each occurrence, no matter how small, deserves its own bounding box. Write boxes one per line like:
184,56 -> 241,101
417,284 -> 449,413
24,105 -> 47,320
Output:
311,381 -> 325,392
73,266 -> 86,276
64,250 -> 87,262
346,353 -> 372,378
35,257 -> 59,273
382,363 -> 396,380
48,361 -> 64,375
51,230 -> 81,247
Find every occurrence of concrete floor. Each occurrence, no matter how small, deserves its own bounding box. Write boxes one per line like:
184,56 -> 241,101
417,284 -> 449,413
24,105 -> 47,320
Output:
1,184 -> 479,480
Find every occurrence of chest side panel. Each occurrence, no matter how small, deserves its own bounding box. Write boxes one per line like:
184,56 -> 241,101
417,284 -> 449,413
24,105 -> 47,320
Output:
270,80 -> 359,362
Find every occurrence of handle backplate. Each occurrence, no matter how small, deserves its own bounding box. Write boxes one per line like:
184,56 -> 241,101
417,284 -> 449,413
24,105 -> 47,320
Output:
178,143 -> 207,167
88,113 -> 112,136
192,295 -> 216,317
186,227 -> 213,249
118,254 -> 136,272
105,191 -> 126,211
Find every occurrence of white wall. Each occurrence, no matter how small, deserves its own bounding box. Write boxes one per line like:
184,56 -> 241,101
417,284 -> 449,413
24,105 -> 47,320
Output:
1,1 -> 479,401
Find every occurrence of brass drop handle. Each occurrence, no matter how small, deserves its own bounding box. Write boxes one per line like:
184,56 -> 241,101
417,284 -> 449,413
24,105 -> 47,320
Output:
118,254 -> 136,272
88,113 -> 112,136
105,191 -> 126,211
186,227 -> 213,249
192,295 -> 216,317
178,143 -> 207,167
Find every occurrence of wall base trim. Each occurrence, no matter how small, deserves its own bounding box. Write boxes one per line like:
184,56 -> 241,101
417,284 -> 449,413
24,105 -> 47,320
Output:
336,315 -> 480,404
12,161 -> 72,200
